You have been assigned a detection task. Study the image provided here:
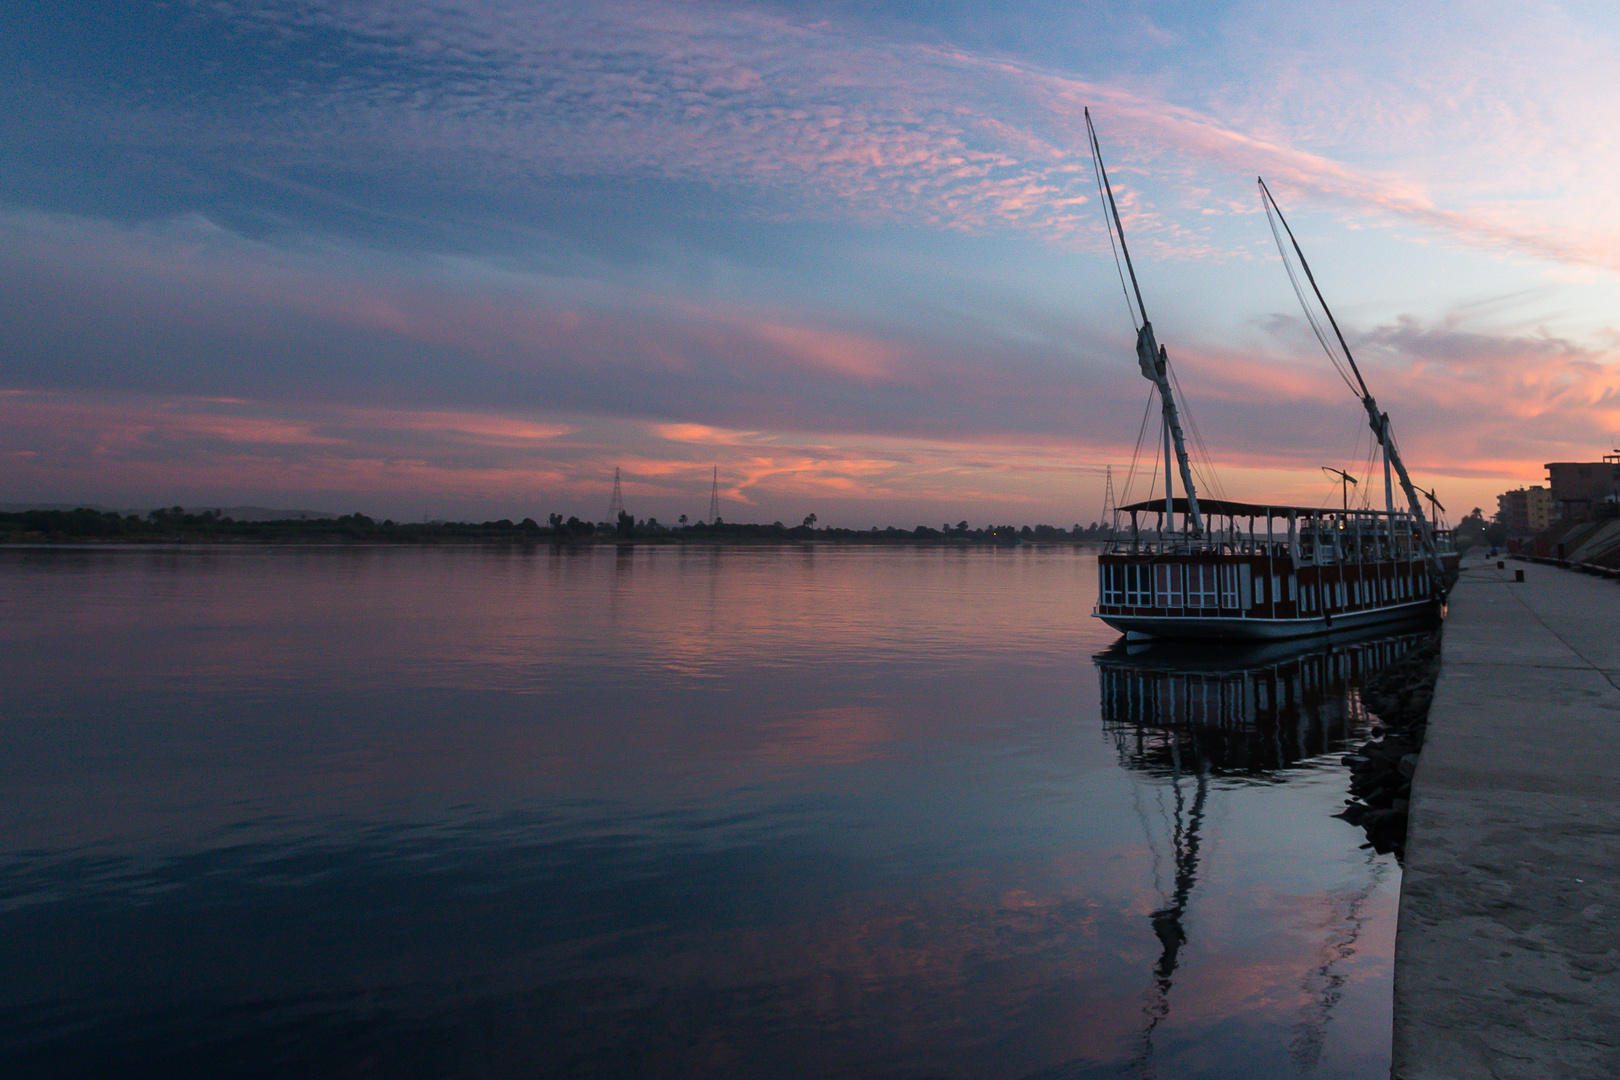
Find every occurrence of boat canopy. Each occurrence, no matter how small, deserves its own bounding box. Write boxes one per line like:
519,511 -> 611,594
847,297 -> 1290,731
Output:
1118,497 -> 1418,519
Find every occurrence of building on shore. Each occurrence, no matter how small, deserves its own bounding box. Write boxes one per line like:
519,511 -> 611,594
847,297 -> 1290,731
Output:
1497,485 -> 1554,537
1543,454 -> 1620,522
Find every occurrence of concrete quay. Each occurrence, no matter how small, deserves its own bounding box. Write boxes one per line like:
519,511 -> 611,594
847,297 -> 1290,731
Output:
1392,557 -> 1620,1078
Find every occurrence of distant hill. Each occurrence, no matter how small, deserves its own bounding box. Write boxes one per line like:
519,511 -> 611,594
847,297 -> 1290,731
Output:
0,502 -> 117,513
0,502 -> 337,522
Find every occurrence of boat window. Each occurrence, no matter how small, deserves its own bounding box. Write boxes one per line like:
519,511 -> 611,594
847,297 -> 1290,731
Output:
1223,564 -> 1245,609
1187,564 -> 1219,608
1124,563 -> 1153,606
1154,563 -> 1183,607
1100,564 -> 1123,604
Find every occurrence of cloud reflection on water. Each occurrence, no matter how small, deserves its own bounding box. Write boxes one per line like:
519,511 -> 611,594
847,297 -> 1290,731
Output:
0,546 -> 1402,1078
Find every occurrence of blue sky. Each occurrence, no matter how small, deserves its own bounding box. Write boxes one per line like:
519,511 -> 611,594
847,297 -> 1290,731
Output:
5,0 -> 1619,525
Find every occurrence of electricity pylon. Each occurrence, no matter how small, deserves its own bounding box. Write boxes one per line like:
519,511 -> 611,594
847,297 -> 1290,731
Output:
607,467 -> 625,520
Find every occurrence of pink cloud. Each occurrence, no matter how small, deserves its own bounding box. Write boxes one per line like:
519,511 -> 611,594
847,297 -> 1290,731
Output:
748,321 -> 912,383
1,212 -> 1583,524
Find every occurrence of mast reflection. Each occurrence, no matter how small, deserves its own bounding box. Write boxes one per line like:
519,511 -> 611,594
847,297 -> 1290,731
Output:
1096,625 -> 1430,1076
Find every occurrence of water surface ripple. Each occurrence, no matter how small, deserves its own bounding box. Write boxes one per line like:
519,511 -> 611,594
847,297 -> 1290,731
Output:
0,545 -> 1406,1078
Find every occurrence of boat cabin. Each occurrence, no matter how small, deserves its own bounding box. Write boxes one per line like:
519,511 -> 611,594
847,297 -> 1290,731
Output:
1095,498 -> 1453,640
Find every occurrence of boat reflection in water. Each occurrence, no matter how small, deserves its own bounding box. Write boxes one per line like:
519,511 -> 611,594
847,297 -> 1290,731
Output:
1094,621 -> 1437,1074
1098,621 -> 1436,776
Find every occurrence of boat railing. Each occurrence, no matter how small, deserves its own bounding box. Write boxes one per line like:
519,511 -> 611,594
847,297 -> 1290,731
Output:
1106,505 -> 1439,565
1104,530 -> 1432,565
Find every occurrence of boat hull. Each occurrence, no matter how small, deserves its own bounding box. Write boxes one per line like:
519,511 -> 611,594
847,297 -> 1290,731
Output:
1095,599 -> 1440,642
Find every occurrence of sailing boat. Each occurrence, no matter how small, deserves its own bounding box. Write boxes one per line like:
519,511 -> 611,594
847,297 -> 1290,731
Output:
1085,111 -> 1456,641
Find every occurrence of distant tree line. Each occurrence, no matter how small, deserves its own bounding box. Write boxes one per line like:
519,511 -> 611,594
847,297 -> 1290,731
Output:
0,507 -> 1120,546
1450,506 -> 1508,550
0,507 -> 547,544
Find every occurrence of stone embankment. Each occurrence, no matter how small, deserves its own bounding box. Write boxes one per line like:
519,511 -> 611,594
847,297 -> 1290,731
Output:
1339,633 -> 1441,859
1390,557 -> 1620,1080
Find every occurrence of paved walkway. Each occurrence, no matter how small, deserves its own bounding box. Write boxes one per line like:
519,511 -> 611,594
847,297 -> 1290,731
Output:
1392,557 -> 1620,1079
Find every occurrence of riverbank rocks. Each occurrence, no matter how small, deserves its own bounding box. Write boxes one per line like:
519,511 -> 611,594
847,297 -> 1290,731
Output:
1336,631 -> 1442,860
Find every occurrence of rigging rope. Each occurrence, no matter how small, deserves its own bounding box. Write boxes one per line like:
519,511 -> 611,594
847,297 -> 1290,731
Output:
1360,429 -> 1378,511
1120,386 -> 1157,510
1263,199 -> 1363,400
1089,117 -> 1159,520
1168,363 -> 1228,504
1147,411 -> 1163,504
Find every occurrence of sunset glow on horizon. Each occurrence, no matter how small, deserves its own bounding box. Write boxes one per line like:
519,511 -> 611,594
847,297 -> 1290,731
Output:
6,0 -> 1620,526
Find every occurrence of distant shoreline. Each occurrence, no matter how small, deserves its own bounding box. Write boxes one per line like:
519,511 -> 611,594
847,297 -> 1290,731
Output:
0,509 -> 1113,547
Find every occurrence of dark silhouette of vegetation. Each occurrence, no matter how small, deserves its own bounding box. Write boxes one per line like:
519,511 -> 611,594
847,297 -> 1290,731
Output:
0,507 -> 1121,547
1451,506 -> 1507,551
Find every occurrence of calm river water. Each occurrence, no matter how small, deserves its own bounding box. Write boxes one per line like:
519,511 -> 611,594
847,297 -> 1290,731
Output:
0,544 -> 1412,1078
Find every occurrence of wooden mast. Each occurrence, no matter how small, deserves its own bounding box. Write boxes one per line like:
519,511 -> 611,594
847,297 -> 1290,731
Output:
1257,178 -> 1444,587
1087,109 -> 1204,538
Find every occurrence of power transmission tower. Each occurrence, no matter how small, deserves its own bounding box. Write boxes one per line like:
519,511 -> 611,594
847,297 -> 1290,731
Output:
607,467 -> 625,520
1102,464 -> 1118,534
708,466 -> 720,523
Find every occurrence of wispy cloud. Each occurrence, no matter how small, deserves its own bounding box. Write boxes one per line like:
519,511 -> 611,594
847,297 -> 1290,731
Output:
8,0 -> 1620,521
5,195 -> 1617,521
127,0 -> 1617,270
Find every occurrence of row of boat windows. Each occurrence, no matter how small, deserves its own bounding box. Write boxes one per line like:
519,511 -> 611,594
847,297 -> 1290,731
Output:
1100,563 -> 1424,610
1106,563 -> 1242,608
1099,639 -> 1415,728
